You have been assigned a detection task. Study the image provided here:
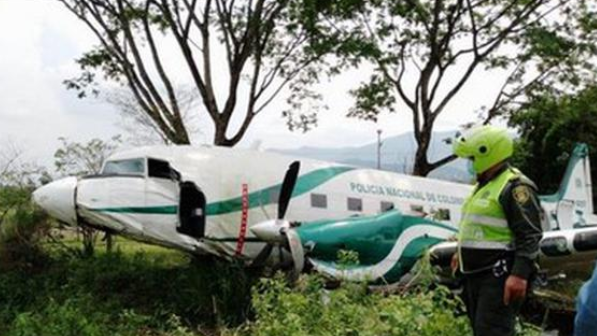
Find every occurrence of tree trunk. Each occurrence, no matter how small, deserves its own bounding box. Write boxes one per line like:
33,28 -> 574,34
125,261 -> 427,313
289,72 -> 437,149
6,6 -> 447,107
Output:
105,233 -> 114,253
412,128 -> 433,176
413,148 -> 433,176
81,227 -> 96,258
213,124 -> 231,147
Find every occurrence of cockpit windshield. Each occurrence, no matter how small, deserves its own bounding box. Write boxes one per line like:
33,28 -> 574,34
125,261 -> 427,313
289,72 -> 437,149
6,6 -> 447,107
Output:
102,158 -> 145,176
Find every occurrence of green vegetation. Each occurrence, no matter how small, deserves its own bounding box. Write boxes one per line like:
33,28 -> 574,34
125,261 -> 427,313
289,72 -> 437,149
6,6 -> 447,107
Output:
233,276 -> 472,336
510,85 -> 597,199
0,245 -> 469,336
0,234 -> 546,335
0,245 -> 256,336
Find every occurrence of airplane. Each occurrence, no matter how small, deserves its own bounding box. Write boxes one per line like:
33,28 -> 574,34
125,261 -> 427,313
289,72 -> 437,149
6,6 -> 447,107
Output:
32,142 -> 597,284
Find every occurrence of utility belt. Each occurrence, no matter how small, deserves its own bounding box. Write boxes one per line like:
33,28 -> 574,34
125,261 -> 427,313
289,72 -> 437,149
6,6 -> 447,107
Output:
460,248 -> 514,277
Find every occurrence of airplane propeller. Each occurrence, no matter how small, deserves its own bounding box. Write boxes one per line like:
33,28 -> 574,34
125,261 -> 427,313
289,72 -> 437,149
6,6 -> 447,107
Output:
278,161 -> 300,220
251,161 -> 301,268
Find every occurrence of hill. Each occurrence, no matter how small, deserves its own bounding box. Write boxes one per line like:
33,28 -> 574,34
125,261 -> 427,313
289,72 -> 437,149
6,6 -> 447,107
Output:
274,131 -> 472,182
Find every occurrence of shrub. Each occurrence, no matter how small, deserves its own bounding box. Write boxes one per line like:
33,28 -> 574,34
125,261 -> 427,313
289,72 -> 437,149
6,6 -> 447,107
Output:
231,273 -> 472,336
0,187 -> 51,270
0,246 -> 257,335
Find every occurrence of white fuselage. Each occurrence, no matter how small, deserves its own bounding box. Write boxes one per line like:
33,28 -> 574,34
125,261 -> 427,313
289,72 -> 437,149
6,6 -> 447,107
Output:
70,145 -> 470,260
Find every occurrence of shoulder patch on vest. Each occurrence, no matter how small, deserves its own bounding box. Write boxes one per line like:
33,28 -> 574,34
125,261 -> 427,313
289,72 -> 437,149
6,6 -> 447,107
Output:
513,185 -> 531,204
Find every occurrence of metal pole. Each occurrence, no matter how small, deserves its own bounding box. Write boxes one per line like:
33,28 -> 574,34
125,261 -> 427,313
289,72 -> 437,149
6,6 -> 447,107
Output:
377,129 -> 382,170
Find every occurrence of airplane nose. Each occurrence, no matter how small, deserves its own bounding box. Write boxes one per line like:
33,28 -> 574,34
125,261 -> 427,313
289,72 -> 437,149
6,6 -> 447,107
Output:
33,177 -> 78,226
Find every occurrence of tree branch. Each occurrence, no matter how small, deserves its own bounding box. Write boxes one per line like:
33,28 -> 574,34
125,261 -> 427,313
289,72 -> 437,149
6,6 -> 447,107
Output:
429,154 -> 457,172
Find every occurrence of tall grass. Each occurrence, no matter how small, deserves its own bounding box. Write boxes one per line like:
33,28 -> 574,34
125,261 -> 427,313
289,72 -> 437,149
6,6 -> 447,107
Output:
0,246 -> 257,336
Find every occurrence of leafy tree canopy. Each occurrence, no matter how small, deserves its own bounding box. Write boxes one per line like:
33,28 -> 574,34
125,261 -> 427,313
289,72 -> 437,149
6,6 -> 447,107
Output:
295,0 -> 597,175
54,136 -> 122,176
509,85 -> 597,201
59,0 -> 330,146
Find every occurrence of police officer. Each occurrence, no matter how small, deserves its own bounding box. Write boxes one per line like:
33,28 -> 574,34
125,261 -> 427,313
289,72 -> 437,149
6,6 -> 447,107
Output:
451,125 -> 543,336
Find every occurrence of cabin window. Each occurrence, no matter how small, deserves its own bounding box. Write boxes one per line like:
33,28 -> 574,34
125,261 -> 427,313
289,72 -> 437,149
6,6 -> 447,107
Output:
148,159 -> 179,180
380,201 -> 394,212
433,208 -> 451,221
311,193 -> 327,209
347,197 -> 363,212
102,158 -> 145,176
410,204 -> 426,216
410,204 -> 424,212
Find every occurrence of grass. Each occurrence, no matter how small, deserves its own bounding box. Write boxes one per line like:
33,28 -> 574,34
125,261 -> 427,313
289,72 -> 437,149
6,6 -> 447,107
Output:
0,237 -> 258,336
0,233 -> 561,336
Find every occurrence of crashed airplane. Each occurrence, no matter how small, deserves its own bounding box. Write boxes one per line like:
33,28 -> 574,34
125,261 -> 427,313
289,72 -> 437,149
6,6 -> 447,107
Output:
33,142 -> 597,283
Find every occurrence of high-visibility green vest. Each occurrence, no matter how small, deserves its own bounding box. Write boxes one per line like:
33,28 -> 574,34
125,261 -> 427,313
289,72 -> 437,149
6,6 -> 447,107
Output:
458,169 -> 520,257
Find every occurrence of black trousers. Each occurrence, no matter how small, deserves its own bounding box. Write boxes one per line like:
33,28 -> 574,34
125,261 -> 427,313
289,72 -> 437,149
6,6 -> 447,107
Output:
462,270 -> 520,336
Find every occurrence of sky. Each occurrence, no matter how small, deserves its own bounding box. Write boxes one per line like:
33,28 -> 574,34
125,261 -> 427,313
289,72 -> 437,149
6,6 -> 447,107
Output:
0,0 -> 510,170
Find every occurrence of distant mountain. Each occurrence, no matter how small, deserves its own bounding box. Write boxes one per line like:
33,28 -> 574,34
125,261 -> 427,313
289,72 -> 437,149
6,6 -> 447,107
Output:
273,131 -> 472,182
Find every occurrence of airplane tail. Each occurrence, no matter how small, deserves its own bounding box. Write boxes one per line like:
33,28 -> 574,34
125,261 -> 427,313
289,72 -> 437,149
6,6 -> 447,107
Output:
540,143 -> 596,229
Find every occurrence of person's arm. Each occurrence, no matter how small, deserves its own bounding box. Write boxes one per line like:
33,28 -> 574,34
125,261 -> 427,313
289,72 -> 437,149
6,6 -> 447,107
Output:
501,180 -> 543,279
500,179 -> 543,304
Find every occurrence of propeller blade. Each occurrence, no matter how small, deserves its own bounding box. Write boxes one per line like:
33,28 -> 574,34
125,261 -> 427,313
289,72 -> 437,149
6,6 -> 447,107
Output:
252,243 -> 274,267
278,161 -> 300,219
286,229 -> 305,275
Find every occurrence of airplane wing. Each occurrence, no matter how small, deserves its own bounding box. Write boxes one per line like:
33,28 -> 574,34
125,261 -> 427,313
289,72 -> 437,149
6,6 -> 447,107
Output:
430,227 -> 597,277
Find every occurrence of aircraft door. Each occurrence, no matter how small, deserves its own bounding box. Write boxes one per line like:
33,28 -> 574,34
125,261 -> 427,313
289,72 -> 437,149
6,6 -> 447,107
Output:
177,181 -> 206,239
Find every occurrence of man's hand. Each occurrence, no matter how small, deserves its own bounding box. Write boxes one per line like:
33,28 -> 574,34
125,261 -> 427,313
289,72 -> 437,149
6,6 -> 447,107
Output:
503,275 -> 528,305
450,253 -> 459,274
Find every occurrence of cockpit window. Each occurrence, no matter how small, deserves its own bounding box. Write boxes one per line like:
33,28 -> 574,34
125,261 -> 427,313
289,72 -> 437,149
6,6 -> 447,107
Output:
148,158 -> 180,180
102,159 -> 145,176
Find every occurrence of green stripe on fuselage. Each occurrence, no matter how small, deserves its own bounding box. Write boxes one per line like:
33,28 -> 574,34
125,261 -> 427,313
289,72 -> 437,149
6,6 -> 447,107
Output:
89,205 -> 178,214
205,166 -> 355,216
89,166 -> 355,216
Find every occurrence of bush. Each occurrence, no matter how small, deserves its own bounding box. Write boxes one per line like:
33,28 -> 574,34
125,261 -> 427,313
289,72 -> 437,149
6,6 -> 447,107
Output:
0,247 -> 258,335
230,274 -> 472,336
0,187 -> 51,270
0,238 -> 544,336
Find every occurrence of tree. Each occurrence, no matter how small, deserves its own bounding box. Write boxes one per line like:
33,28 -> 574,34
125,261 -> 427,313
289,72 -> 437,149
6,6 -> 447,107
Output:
54,136 -> 123,255
509,85 -> 597,202
298,0 -> 597,176
107,87 -> 201,145
54,136 -> 122,176
0,142 -> 45,188
0,144 -> 33,227
59,0 -> 327,146
0,143 -> 52,268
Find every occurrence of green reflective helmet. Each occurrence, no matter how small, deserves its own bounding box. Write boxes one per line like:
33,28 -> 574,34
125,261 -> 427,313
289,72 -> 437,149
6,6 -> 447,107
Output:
452,125 -> 513,174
